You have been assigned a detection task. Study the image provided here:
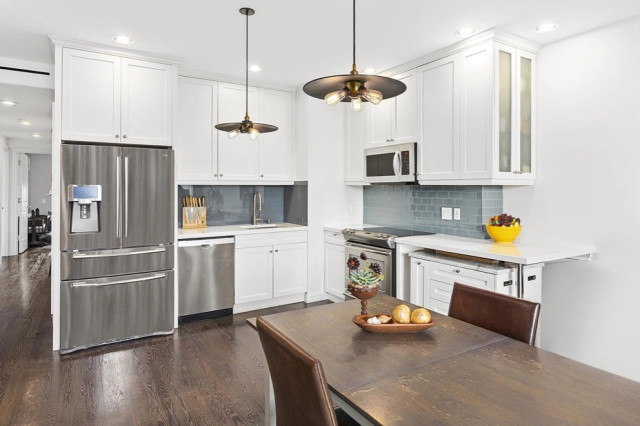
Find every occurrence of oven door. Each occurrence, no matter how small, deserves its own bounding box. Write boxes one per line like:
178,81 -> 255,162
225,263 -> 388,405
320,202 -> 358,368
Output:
345,242 -> 393,296
364,142 -> 416,183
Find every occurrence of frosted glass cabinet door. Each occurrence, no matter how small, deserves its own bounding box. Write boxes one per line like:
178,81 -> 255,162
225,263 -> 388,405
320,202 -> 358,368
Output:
61,49 -> 121,143
497,45 -> 516,174
518,51 -> 535,177
175,77 -> 218,182
217,83 -> 260,180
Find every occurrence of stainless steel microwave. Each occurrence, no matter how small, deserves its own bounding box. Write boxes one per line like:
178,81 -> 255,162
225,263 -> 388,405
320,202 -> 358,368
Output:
364,142 -> 416,183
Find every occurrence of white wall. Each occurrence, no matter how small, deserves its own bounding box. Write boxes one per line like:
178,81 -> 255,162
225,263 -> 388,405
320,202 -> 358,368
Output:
28,154 -> 52,214
0,134 -> 9,257
504,16 -> 640,382
299,89 -> 363,300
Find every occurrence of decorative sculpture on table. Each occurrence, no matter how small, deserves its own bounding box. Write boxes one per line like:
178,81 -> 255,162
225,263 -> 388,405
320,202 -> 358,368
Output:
346,253 -> 384,315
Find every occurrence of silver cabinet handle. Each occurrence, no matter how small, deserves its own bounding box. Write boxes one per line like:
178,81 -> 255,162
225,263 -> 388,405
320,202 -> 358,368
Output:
116,155 -> 121,238
275,249 -> 279,252
124,156 -> 129,238
72,247 -> 166,259
220,173 -> 224,177
123,135 -> 127,139
214,174 -> 218,177
72,273 -> 165,288
269,250 -> 273,253
115,134 -> 119,138
261,174 -> 264,177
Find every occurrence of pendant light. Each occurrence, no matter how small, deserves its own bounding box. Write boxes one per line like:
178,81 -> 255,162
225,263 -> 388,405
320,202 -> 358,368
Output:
303,0 -> 406,112
215,7 -> 277,140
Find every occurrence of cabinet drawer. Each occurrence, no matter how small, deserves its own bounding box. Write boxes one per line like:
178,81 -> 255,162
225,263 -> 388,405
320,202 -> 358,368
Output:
235,230 -> 307,248
429,279 -> 453,304
429,262 -> 496,291
324,230 -> 345,245
430,299 -> 450,316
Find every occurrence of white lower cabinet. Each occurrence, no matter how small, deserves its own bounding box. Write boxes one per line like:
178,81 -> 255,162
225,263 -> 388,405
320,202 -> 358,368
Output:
234,231 -> 307,313
324,231 -> 347,299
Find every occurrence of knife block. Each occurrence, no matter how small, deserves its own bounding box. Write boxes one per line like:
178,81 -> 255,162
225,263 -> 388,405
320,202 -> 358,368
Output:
182,207 -> 207,229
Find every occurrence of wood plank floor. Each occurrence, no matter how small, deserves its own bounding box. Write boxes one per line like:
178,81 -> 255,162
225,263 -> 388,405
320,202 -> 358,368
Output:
0,248 -> 330,425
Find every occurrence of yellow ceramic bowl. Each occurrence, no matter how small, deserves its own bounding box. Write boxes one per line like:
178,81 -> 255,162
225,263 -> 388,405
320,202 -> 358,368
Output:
486,225 -> 521,243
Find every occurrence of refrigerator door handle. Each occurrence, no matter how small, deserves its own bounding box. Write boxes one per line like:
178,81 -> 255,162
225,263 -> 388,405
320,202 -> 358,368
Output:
71,273 -> 166,288
72,247 -> 167,259
116,156 -> 121,238
124,156 -> 129,238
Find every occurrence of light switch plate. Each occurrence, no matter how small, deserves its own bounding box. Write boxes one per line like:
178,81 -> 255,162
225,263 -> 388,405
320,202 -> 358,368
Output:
441,207 -> 453,220
454,208 -> 461,220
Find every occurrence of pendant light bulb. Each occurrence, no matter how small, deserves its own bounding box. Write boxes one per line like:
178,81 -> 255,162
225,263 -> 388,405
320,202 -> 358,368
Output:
228,129 -> 240,139
249,127 -> 259,140
362,88 -> 383,105
324,89 -> 347,106
351,97 -> 363,112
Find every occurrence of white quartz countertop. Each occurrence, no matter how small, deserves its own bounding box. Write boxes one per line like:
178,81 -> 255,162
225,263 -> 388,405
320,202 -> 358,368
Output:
178,223 -> 307,240
396,234 -> 595,265
323,224 -> 380,233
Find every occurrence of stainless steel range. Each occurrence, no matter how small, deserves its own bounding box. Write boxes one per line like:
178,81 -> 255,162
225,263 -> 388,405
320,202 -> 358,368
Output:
342,227 -> 434,297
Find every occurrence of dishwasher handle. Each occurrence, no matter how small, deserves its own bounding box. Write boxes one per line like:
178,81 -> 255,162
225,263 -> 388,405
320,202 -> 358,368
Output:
178,237 -> 235,248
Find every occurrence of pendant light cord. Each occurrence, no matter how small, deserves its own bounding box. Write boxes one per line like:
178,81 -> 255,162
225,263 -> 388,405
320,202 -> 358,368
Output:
245,11 -> 249,119
352,0 -> 356,68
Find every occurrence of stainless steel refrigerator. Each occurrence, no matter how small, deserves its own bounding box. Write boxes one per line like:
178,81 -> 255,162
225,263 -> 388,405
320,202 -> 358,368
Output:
59,143 -> 174,353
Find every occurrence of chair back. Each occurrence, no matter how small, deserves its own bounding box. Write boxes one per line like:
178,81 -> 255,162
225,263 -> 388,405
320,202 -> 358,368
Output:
449,283 -> 541,345
257,317 -> 338,426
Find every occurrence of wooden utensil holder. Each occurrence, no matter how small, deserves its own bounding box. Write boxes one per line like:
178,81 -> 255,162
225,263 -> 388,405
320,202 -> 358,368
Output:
182,207 -> 207,229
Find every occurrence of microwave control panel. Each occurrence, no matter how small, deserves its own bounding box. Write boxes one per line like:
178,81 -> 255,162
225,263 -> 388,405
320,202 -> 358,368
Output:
401,151 -> 410,175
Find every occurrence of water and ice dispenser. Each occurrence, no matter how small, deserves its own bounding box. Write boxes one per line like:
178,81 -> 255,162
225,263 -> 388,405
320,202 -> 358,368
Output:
68,185 -> 102,233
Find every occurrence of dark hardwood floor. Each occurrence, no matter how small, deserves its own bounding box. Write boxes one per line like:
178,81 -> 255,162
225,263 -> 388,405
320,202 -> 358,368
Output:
0,248 -> 330,425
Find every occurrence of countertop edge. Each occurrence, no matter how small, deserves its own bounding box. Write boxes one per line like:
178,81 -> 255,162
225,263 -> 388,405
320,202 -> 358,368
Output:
177,224 -> 308,240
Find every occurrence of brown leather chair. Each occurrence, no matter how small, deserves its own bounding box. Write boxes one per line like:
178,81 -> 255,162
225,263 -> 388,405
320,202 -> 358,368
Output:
449,283 -> 541,345
257,317 -> 358,426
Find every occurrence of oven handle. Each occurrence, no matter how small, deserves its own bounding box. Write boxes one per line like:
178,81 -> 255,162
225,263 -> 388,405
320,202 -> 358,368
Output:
345,241 -> 392,256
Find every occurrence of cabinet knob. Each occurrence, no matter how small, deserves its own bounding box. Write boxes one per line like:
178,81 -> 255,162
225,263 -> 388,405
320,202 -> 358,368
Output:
269,250 -> 273,253
454,269 -> 460,273
275,249 -> 279,253
115,135 -> 119,138
220,173 -> 223,177
261,174 -> 264,177
123,135 -> 127,139
214,174 -> 218,177
417,261 -> 422,265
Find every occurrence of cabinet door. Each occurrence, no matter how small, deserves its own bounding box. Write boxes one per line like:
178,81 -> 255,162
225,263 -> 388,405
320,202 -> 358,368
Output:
516,50 -> 536,180
459,42 -> 493,179
61,49 -> 121,143
324,242 -> 346,298
344,104 -> 366,183
273,243 -> 307,297
121,58 -> 174,146
217,83 -> 260,180
393,70 -> 417,144
259,89 -> 293,181
175,77 -> 218,182
494,43 -> 517,178
235,246 -> 273,304
409,258 -> 428,306
417,55 -> 459,180
366,99 -> 393,148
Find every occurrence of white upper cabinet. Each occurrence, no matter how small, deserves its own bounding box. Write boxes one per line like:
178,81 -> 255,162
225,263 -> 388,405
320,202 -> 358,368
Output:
344,103 -> 366,183
417,38 -> 537,185
62,49 -> 121,143
365,70 -> 417,149
121,58 -> 174,146
217,82 -> 261,180
175,77 -> 218,182
61,48 -> 175,146
259,89 -> 293,181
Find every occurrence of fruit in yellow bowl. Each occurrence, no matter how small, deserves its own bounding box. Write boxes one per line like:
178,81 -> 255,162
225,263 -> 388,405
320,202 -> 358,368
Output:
410,308 -> 432,324
392,304 -> 411,324
486,213 -> 522,243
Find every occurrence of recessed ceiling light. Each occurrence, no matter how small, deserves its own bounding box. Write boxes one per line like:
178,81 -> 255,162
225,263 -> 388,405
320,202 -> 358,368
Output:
31,133 -> 41,138
455,28 -> 477,38
18,119 -> 31,125
1,100 -> 19,107
249,64 -> 262,72
112,35 -> 134,45
362,68 -> 376,74
535,23 -> 559,33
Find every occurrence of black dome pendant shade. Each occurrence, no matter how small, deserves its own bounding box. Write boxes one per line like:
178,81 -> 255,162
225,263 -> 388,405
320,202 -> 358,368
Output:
303,0 -> 406,111
215,7 -> 277,139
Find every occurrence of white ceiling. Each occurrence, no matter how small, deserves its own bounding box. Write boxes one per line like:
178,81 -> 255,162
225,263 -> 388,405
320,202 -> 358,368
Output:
0,83 -> 53,144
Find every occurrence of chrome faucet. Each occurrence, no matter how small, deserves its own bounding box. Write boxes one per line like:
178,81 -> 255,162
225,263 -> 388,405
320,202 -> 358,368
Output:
252,191 -> 263,225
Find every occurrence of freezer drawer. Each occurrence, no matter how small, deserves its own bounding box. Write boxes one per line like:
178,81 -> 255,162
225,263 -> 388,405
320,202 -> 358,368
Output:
178,238 -> 234,317
61,244 -> 174,280
60,270 -> 174,353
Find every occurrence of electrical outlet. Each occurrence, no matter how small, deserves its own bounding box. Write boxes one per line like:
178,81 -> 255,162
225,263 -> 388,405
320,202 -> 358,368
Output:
453,208 -> 461,221
441,207 -> 453,221
42,198 -> 46,205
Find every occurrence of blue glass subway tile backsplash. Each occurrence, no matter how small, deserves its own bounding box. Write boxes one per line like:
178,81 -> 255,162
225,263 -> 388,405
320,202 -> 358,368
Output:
363,185 -> 503,239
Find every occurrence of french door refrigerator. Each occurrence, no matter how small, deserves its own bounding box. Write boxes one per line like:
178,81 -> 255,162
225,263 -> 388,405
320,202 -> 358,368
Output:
59,143 -> 174,353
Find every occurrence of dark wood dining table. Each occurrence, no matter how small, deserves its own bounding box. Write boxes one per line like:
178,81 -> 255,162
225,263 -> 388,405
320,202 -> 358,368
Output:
248,294 -> 640,425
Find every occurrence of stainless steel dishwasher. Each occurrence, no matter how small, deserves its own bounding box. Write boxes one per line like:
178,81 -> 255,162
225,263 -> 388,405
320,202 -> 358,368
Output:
178,237 -> 234,322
